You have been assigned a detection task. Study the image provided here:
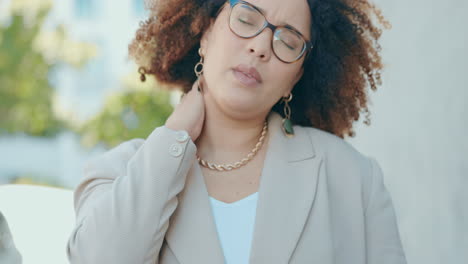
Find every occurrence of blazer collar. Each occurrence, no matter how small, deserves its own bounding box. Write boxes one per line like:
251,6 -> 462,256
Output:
165,111 -> 325,263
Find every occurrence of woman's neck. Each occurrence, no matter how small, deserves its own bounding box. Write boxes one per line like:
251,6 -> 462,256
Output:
195,110 -> 268,163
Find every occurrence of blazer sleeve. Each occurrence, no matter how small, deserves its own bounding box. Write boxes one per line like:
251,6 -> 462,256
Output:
66,126 -> 197,264
365,157 -> 407,264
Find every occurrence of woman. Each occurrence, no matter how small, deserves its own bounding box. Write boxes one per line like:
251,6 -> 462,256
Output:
67,0 -> 407,263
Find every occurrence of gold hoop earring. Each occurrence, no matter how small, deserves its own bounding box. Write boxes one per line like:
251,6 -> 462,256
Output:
194,48 -> 204,77
281,93 -> 294,137
194,48 -> 204,92
138,66 -> 147,82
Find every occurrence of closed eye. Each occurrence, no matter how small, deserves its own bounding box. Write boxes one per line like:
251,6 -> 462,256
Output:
238,18 -> 254,26
280,39 -> 295,50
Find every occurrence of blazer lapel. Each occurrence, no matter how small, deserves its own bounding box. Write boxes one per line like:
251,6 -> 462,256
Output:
248,112 -> 323,263
165,111 -> 325,264
164,161 -> 225,263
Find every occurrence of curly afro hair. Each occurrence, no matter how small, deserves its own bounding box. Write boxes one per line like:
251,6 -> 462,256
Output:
128,0 -> 391,138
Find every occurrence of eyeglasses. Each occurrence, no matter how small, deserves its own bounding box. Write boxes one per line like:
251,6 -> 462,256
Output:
227,0 -> 313,64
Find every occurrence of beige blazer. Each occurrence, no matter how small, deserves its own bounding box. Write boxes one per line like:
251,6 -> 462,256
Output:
66,111 -> 407,264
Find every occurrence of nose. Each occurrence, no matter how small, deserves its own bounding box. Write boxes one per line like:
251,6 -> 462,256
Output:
246,28 -> 273,62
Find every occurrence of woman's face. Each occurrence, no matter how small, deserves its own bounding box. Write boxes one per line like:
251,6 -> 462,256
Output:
200,0 -> 312,120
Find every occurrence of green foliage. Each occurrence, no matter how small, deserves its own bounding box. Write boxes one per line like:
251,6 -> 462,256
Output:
0,1 -> 175,147
0,2 -> 97,137
78,87 -> 174,149
0,6 -> 63,136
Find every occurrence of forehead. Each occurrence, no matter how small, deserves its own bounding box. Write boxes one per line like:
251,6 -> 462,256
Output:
244,0 -> 311,38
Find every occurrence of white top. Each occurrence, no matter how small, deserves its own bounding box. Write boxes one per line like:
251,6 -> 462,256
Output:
209,192 -> 259,264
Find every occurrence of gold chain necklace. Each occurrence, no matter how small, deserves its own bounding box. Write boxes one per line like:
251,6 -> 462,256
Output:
196,120 -> 268,171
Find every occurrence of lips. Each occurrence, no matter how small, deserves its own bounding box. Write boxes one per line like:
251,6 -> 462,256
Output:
233,64 -> 262,83
233,70 -> 259,87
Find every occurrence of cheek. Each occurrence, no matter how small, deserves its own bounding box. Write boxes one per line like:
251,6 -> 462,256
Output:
265,65 -> 300,96
204,24 -> 238,73
213,27 -> 242,60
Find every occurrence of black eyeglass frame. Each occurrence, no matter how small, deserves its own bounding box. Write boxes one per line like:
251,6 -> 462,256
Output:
227,0 -> 314,64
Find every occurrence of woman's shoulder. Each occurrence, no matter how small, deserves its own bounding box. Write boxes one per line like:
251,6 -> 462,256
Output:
299,125 -> 370,162
297,125 -> 380,210
297,124 -> 375,182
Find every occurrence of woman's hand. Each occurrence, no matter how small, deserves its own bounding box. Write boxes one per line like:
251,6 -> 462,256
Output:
165,79 -> 205,142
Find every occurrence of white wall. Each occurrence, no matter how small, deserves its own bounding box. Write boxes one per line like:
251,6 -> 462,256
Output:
347,0 -> 468,263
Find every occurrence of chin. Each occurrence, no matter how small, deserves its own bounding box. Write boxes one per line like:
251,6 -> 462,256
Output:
218,95 -> 262,118
208,77 -> 265,118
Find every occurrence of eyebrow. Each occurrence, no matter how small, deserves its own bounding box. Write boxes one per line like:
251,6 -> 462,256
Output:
249,2 -> 308,38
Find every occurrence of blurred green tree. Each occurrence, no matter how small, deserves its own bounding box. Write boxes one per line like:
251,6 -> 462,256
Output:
77,71 -> 176,149
0,0 -> 175,148
0,1 -> 96,137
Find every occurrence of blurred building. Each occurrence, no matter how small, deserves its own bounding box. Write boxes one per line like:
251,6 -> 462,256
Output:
48,0 -> 147,120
